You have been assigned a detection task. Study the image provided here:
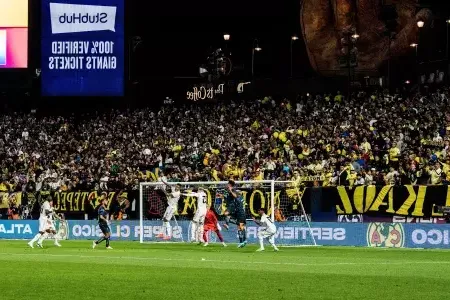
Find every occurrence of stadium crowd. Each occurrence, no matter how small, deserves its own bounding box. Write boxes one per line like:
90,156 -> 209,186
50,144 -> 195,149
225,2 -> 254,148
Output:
0,87 -> 449,197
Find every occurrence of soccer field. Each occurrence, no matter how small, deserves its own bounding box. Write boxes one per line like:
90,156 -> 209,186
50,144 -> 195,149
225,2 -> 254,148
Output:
1,241 -> 450,300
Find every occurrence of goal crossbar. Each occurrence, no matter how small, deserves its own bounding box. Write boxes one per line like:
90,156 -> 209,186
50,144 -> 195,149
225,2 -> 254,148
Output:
141,180 -> 276,185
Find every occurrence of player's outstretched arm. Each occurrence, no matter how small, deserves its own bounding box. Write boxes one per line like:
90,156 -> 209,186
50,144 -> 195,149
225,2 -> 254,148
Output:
181,192 -> 198,197
52,212 -> 61,220
227,186 -> 238,199
227,218 -> 237,225
252,217 -> 262,226
161,189 -> 170,197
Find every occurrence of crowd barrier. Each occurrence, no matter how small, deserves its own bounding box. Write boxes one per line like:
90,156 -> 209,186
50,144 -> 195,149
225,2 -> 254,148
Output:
1,220 -> 450,249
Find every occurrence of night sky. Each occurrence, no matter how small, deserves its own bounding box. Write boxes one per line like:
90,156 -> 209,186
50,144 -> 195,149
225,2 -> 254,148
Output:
126,0 -> 450,84
128,0 -> 311,80
2,0 -> 450,100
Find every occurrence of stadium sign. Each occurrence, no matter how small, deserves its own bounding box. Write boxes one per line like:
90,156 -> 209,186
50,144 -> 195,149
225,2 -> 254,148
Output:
411,229 -> 450,246
2,220 -> 450,249
0,223 -> 32,235
366,223 -> 405,248
186,83 -> 224,101
69,222 -> 183,240
10,186 -> 299,219
312,185 -> 450,218
9,185 -> 450,220
66,221 -> 353,245
41,0 -> 125,96
0,221 -> 37,239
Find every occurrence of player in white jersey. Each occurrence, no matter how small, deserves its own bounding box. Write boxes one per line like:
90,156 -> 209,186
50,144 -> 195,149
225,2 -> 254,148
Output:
157,182 -> 182,240
28,199 -> 61,248
46,208 -> 62,247
182,188 -> 207,243
253,208 -> 279,252
157,173 -> 168,191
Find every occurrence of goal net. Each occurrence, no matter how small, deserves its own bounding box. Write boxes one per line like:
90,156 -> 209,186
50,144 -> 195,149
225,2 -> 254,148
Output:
274,181 -> 317,246
138,180 -> 317,246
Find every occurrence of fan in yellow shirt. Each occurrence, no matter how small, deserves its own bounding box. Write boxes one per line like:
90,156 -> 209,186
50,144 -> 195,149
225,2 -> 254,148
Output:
361,138 -> 371,152
388,143 -> 400,169
278,132 -> 287,143
429,163 -> 443,185
303,129 -> 309,137
222,161 -> 232,178
211,168 -> 221,181
442,161 -> 450,176
253,169 -> 264,181
322,171 -> 334,187
389,143 -> 400,161
203,153 -> 210,166
0,181 -> 11,192
348,171 -> 357,186
302,147 -> 310,157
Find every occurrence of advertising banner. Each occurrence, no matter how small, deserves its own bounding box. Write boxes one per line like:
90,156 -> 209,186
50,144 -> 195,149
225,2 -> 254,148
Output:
10,186 -> 300,221
67,220 -> 360,246
0,220 -> 68,240
41,0 -> 124,96
309,185 -> 450,218
5,185 -> 450,221
0,220 -> 449,249
404,223 -> 450,248
363,222 -> 450,249
0,220 -> 38,239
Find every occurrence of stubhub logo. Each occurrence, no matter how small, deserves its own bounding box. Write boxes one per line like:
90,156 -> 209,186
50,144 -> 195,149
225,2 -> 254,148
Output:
50,3 -> 116,34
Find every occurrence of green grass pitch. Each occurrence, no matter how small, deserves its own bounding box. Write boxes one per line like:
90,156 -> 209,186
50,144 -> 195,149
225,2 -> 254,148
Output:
1,241 -> 450,300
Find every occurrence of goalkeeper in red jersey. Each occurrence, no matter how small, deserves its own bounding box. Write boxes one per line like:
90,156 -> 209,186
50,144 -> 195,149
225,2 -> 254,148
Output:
203,207 -> 227,247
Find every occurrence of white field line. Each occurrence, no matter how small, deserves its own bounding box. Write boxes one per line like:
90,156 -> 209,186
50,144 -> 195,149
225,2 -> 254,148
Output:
0,252 -> 450,267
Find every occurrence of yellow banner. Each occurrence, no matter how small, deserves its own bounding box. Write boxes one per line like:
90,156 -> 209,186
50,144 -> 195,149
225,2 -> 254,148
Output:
333,185 -> 450,217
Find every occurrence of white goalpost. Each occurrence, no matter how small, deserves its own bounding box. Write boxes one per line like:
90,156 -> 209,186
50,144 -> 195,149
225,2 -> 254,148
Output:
138,180 -> 317,247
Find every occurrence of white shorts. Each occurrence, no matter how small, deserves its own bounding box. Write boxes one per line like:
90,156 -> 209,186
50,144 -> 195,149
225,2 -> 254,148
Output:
258,229 -> 276,239
163,206 -> 176,221
193,208 -> 206,224
39,218 -> 54,232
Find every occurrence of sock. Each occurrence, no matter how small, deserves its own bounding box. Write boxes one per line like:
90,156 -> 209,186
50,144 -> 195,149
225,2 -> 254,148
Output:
162,221 -> 170,236
54,234 -> 59,244
268,236 -> 276,248
191,222 -> 198,241
30,233 -> 41,243
259,236 -> 264,249
238,223 -> 247,243
161,222 -> 167,234
203,231 -> 208,243
238,229 -> 244,243
166,222 -> 172,237
216,230 -> 224,242
38,232 -> 48,244
106,238 -> 110,247
198,225 -> 204,242
95,237 -> 106,245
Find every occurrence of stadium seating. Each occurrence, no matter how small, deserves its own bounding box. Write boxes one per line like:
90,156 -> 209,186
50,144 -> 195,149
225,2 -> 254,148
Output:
0,88 -> 449,196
